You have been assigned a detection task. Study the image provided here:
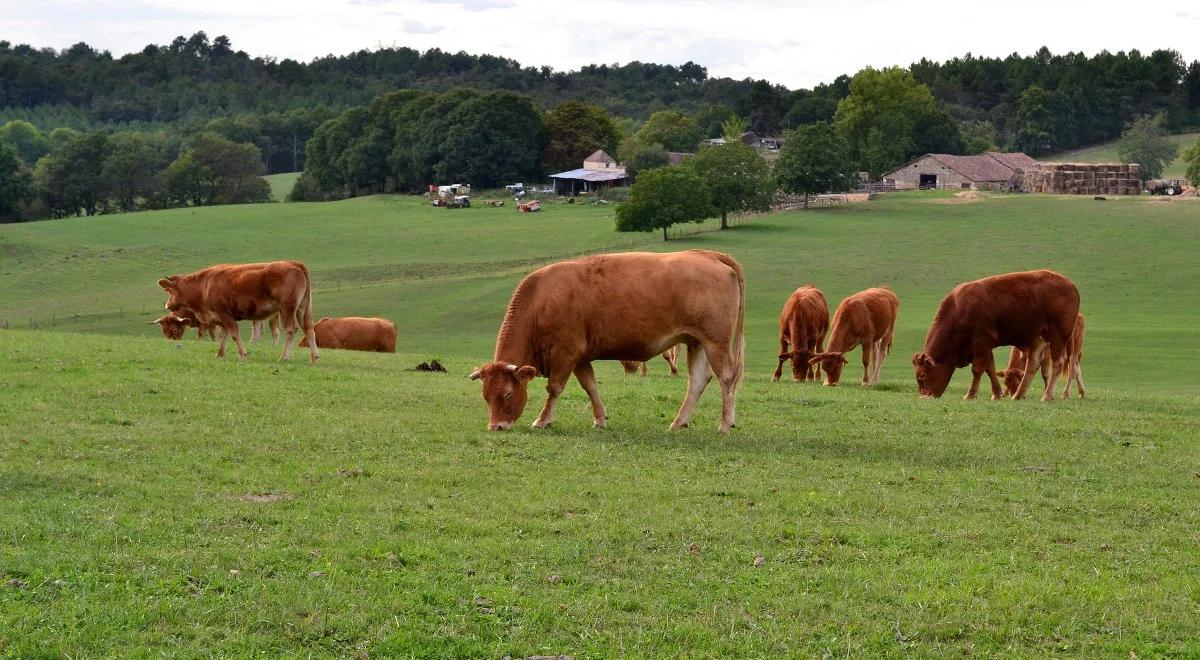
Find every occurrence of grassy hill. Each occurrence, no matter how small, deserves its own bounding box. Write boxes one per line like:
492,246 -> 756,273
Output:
1042,132 -> 1199,178
264,172 -> 302,202
2,192 -> 1200,655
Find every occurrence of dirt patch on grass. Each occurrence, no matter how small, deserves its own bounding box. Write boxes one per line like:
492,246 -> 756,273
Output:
234,492 -> 293,503
929,191 -> 985,205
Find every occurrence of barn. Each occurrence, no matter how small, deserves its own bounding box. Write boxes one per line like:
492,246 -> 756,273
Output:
549,150 -> 627,195
883,152 -> 1037,190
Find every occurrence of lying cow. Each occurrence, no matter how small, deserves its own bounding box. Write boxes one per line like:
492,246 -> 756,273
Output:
620,345 -> 680,376
999,313 -> 1086,399
151,308 -> 217,342
912,270 -> 1079,400
158,260 -> 318,362
809,287 -> 899,386
298,317 -> 397,353
771,284 -> 829,382
470,250 -> 745,432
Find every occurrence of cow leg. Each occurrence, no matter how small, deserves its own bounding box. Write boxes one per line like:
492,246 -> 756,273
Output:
639,361 -> 648,377
532,365 -> 573,428
216,326 -> 229,357
251,320 -> 263,343
964,349 -> 995,400
270,315 -> 281,346
573,362 -> 607,429
664,346 -> 679,376
1071,361 -> 1086,399
772,336 -> 788,382
702,339 -> 739,433
869,340 -> 884,384
279,308 -> 300,361
861,342 -> 873,386
221,319 -> 248,359
1011,342 -> 1044,400
669,343 -> 711,431
1040,339 -> 1068,402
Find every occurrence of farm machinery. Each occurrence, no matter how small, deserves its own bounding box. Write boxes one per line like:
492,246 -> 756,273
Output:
429,183 -> 472,207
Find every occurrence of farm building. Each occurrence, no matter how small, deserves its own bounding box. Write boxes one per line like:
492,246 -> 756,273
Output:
884,152 -> 1037,190
549,150 -> 627,195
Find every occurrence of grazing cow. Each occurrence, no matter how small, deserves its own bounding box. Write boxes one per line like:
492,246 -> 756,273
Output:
808,287 -> 899,386
912,270 -> 1079,400
298,316 -> 397,353
1000,313 -> 1086,399
771,285 -> 829,382
620,345 -> 680,376
470,250 -> 745,432
151,308 -> 217,341
157,260 -> 318,362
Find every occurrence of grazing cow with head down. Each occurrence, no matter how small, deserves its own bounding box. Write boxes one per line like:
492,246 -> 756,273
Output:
912,270 -> 1079,400
620,345 -> 680,376
808,287 -> 899,386
157,260 -> 318,362
771,285 -> 829,383
299,316 -> 397,353
999,313 -> 1087,399
470,250 -> 745,432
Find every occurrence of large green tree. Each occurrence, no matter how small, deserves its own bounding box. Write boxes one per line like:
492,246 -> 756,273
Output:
635,110 -> 704,153
165,133 -> 270,206
619,136 -> 670,181
834,67 -> 964,177
34,131 -> 110,217
775,122 -> 857,208
1183,136 -> 1200,188
0,120 -> 50,164
1012,86 -> 1056,156
544,100 -> 621,173
616,166 -> 714,241
0,144 -> 32,221
688,142 -> 774,229
102,132 -> 169,212
1116,113 -> 1178,181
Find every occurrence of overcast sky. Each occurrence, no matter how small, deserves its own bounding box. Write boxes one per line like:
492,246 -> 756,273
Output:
5,0 -> 1199,89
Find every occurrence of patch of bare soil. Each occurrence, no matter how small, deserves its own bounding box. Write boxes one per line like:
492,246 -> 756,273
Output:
235,492 -> 293,503
930,191 -> 985,205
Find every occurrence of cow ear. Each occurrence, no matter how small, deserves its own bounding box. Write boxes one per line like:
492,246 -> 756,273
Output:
807,355 -> 822,366
838,354 -> 849,365
912,353 -> 930,367
158,278 -> 174,290
516,365 -> 538,381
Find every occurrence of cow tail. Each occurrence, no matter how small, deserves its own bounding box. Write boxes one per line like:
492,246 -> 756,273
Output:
296,261 -> 314,333
715,253 -> 746,386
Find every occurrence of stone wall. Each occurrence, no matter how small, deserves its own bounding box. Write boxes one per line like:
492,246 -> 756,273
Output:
1019,163 -> 1142,195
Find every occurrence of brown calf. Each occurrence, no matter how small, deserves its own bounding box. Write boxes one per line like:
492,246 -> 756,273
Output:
771,285 -> 829,382
299,317 -> 397,353
620,345 -> 681,376
158,260 -> 318,362
151,308 -> 217,341
808,287 -> 899,386
912,270 -> 1079,400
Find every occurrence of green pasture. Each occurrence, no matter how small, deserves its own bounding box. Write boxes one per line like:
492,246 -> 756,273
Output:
1,190 -> 1199,656
265,172 -> 303,202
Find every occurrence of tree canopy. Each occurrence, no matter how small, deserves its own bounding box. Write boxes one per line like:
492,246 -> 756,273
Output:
775,122 -> 857,207
635,111 -> 704,153
688,142 -> 774,229
1183,136 -> 1200,188
616,166 -> 714,241
1116,113 -> 1177,180
543,101 -> 621,173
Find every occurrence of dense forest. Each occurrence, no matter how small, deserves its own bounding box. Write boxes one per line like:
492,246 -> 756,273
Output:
2,32 -> 1199,220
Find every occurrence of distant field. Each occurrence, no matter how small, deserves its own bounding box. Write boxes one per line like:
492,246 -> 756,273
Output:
2,191 -> 1200,655
1042,132 -> 1199,178
264,171 -> 302,202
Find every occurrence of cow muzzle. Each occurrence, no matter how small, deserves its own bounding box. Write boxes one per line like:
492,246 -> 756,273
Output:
488,421 -> 513,431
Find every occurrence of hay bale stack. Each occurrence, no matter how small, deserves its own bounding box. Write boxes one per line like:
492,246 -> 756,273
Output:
1017,161 -> 1142,195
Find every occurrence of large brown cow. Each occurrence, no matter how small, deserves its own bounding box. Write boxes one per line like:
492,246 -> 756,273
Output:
809,287 -> 899,386
151,308 -> 217,341
299,317 -> 397,353
771,285 -> 829,382
157,260 -> 318,362
620,345 -> 680,376
999,313 -> 1087,399
912,270 -> 1079,400
470,250 -> 745,432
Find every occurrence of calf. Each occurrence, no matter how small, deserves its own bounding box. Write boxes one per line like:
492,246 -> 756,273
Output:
151,308 -> 217,341
808,287 -> 899,386
299,317 -> 397,353
771,285 -> 829,382
158,260 -> 318,362
620,345 -> 680,376
912,270 -> 1079,400
1000,313 -> 1086,399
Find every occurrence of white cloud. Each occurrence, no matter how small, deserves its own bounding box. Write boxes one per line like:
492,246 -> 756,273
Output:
2,0 -> 1197,88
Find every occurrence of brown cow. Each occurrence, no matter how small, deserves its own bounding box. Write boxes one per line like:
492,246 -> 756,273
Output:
1000,313 -> 1086,399
808,287 -> 899,386
299,317 -> 397,353
151,308 -> 217,341
771,285 -> 829,382
157,260 -> 318,362
470,250 -> 745,432
620,345 -> 680,376
912,270 -> 1079,400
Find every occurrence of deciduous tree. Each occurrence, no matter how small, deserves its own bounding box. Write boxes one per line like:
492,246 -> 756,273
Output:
615,166 -> 714,241
1116,113 -> 1177,181
775,122 -> 856,208
688,142 -> 773,229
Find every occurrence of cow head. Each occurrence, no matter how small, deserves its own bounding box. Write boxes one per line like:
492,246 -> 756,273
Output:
784,349 -> 817,381
911,352 -> 953,398
150,315 -> 191,340
469,362 -> 539,431
808,351 -> 849,385
158,275 -> 185,311
997,368 -> 1023,398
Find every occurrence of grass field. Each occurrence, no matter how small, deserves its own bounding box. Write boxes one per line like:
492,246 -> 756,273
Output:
1042,132 -> 1199,179
264,172 -> 303,202
2,191 -> 1200,656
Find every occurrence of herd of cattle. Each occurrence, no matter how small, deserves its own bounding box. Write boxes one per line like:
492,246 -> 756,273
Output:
150,251 -> 1086,432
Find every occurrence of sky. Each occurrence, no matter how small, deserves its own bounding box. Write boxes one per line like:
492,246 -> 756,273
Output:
4,0 -> 1199,89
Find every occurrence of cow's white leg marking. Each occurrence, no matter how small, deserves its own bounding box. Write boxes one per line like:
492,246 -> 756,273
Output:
670,345 -> 710,431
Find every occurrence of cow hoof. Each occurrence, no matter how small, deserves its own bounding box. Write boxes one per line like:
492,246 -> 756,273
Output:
669,422 -> 689,431
717,424 -> 733,433
531,421 -> 551,429
592,420 -> 606,429
991,394 -> 1002,401
963,393 -> 976,400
